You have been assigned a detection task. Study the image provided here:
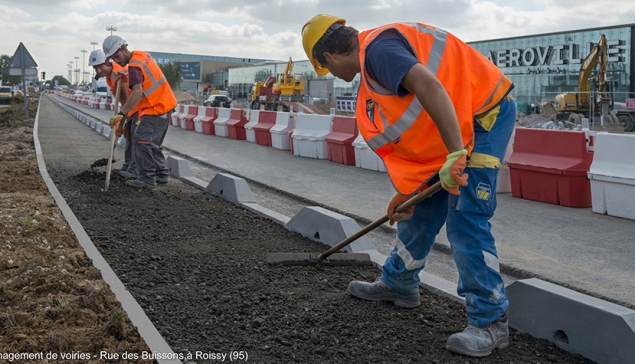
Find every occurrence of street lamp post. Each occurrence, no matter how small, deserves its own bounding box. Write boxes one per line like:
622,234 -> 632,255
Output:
74,56 -> 79,87
68,62 -> 73,85
107,26 -> 117,35
81,50 -> 87,85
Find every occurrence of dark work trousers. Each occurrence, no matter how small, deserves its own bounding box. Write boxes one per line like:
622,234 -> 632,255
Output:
121,112 -> 138,174
133,111 -> 171,184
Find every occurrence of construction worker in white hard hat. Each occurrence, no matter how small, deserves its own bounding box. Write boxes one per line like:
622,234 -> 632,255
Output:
88,49 -> 139,179
301,14 -> 515,358
102,35 -> 177,188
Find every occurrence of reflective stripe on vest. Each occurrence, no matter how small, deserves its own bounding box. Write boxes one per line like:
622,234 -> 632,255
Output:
356,23 -> 512,194
362,25 -> 447,153
128,59 -> 167,98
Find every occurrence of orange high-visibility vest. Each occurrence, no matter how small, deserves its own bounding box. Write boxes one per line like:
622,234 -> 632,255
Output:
356,23 -> 513,194
128,51 -> 177,118
106,63 -> 138,117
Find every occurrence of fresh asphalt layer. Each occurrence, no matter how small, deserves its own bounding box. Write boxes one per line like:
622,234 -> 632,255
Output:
47,94 -> 635,310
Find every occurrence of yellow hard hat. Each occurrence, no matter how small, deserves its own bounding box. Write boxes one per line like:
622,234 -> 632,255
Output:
302,14 -> 346,76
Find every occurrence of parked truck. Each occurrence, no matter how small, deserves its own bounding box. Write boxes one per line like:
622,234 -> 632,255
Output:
92,77 -> 111,99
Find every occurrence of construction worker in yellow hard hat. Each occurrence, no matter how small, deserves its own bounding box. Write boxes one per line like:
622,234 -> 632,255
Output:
302,14 -> 516,358
89,49 -> 139,179
102,35 -> 177,188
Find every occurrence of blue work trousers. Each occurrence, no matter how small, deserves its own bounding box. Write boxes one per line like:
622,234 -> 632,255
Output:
381,97 -> 516,328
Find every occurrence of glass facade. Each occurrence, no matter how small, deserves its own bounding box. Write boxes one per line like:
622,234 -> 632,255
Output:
469,25 -> 634,105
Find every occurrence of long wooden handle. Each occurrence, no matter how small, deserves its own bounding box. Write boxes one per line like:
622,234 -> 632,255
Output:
317,181 -> 442,261
104,80 -> 122,191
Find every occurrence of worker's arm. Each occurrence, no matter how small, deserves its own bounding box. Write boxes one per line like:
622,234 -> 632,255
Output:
399,63 -> 464,153
117,80 -> 129,106
121,83 -> 143,116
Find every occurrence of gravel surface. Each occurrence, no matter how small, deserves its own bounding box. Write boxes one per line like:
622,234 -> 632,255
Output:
35,96 -> 596,363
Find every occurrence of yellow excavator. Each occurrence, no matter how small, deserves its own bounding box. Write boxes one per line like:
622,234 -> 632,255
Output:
250,57 -> 305,111
273,57 -> 304,102
553,34 -> 635,131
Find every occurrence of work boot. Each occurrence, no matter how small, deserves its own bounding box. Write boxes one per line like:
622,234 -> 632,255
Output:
118,170 -> 137,179
156,175 -> 169,184
125,179 -> 156,189
111,168 -> 124,174
446,313 -> 509,357
348,280 -> 420,308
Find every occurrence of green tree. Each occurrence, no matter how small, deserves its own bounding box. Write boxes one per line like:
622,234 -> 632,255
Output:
51,75 -> 70,86
159,62 -> 182,90
0,54 -> 23,85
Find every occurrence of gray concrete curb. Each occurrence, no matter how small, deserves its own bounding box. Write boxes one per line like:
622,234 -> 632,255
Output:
508,278 -> 635,364
40,97 -> 181,364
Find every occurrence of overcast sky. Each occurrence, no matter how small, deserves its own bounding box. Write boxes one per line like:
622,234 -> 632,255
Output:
2,0 -> 635,82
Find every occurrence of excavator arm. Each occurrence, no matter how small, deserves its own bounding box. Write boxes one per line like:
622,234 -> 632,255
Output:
577,34 -> 608,108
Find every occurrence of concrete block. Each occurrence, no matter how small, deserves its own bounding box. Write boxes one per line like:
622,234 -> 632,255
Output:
166,156 -> 194,177
90,119 -> 96,129
102,126 -> 111,138
206,173 -> 256,204
285,206 -> 376,253
507,278 -> 635,364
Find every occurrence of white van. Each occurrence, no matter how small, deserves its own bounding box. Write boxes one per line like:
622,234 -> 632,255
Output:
93,78 -> 110,98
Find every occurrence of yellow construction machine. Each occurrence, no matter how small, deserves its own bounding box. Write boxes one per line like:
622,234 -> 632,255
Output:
250,57 -> 305,111
553,34 -> 635,131
273,57 -> 304,102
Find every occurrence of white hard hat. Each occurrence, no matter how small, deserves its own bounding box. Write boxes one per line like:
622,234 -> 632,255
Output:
88,49 -> 107,67
103,35 -> 126,58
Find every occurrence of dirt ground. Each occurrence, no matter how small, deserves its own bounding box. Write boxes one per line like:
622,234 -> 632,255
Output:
0,101 -> 152,363
1,96 -> 596,363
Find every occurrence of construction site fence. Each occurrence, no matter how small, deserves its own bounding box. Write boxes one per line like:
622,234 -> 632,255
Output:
513,91 -> 635,115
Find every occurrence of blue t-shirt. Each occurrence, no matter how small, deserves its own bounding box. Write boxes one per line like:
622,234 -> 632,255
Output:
364,29 -> 420,96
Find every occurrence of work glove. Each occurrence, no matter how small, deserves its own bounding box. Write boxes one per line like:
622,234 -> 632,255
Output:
109,112 -> 125,129
386,192 -> 414,226
439,149 -> 469,196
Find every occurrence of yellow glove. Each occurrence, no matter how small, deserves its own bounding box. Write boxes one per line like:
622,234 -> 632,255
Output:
109,112 -> 125,129
439,149 -> 469,196
386,192 -> 414,226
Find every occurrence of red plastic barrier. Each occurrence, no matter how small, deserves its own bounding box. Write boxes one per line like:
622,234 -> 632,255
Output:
508,128 -> 593,207
326,116 -> 359,165
184,105 -> 198,131
253,110 -> 277,146
226,109 -> 248,140
201,107 -> 218,135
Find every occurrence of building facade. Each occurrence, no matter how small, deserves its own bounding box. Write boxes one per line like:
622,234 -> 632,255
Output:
469,24 -> 634,106
151,24 -> 635,108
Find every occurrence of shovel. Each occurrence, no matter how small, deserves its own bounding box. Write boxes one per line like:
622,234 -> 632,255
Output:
104,79 -> 122,191
266,181 -> 442,266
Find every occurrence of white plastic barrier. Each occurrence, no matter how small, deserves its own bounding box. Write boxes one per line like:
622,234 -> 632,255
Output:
99,98 -> 107,110
588,132 -> 635,220
291,114 -> 333,159
213,108 -> 231,137
178,105 -> 190,129
352,133 -> 386,172
193,106 -> 207,133
171,104 -> 184,126
271,112 -> 295,151
244,110 -> 260,143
